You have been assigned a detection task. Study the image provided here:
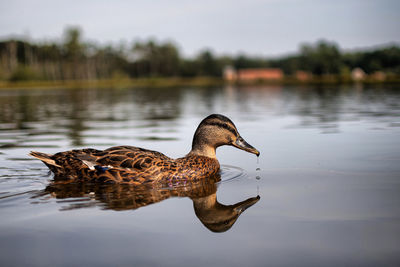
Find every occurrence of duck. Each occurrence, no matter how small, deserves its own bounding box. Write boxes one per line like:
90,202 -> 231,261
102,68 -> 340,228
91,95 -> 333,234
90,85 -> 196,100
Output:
29,114 -> 260,184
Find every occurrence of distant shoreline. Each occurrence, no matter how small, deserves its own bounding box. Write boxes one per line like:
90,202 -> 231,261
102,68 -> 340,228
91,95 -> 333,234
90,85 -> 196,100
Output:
0,77 -> 399,90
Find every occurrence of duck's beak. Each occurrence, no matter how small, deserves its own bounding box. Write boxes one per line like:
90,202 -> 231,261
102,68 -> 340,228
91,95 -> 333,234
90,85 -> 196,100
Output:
233,136 -> 260,156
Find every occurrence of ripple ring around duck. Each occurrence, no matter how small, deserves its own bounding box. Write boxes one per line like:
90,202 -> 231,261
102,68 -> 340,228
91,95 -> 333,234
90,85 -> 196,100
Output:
219,165 -> 247,183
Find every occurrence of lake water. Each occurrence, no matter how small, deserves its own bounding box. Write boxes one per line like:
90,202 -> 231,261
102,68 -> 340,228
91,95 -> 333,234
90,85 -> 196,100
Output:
0,84 -> 399,267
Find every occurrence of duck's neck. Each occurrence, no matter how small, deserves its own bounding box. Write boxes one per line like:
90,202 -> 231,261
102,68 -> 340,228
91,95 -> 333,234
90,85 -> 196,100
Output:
188,145 -> 217,158
189,128 -> 219,158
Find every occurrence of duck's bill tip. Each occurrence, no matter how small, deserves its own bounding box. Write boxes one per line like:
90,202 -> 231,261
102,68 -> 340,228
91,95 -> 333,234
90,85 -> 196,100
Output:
233,136 -> 260,157
248,148 -> 260,157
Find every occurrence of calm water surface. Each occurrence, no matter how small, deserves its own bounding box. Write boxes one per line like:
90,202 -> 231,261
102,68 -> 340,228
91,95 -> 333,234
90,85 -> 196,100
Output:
0,85 -> 400,266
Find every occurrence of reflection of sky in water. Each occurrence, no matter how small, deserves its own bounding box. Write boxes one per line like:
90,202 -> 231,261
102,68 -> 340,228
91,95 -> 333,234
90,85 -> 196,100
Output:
0,85 -> 400,266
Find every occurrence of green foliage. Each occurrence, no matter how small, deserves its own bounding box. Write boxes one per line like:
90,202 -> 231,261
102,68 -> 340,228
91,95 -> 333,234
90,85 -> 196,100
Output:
0,69 -> 6,81
196,50 -> 220,76
131,40 -> 180,77
233,54 -> 268,69
63,27 -> 84,60
298,40 -> 343,75
342,46 -> 400,74
179,59 -> 200,77
9,65 -> 41,81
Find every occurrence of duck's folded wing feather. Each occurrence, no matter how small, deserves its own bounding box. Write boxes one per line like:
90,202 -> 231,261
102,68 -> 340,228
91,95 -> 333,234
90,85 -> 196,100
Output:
91,146 -> 171,171
104,146 -> 170,159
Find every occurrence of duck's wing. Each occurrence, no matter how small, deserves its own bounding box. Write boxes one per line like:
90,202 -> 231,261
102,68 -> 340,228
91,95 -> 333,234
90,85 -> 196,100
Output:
32,146 -> 173,182
104,146 -> 170,160
88,145 -> 172,171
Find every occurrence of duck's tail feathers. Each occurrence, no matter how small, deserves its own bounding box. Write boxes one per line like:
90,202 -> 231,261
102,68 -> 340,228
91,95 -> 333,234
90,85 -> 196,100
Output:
29,151 -> 61,168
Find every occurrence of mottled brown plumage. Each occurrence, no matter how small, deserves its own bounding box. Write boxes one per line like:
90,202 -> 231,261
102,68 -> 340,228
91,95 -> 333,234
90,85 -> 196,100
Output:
30,114 -> 260,184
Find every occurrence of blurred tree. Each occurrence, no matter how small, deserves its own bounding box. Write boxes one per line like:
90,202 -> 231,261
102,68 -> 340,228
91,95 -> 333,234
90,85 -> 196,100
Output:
299,40 -> 342,75
63,27 -> 84,60
131,40 -> 180,77
197,50 -> 219,76
62,27 -> 90,79
179,59 -> 199,77
233,54 -> 268,69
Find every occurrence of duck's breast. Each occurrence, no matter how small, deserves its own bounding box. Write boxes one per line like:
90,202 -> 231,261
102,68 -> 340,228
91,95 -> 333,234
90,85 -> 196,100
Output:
172,156 -> 220,180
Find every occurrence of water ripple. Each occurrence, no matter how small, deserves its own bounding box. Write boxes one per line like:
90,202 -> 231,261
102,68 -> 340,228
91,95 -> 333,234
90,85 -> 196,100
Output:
219,165 -> 247,183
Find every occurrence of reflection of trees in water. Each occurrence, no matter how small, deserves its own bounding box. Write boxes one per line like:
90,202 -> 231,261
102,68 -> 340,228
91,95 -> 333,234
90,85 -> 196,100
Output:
0,86 -> 399,146
195,87 -> 223,112
223,85 -> 400,132
294,86 -> 400,131
229,85 -> 283,116
0,87 -> 187,146
130,87 -> 184,121
177,87 -> 223,115
66,89 -> 90,146
295,87 -> 342,131
33,176 -> 259,233
0,92 -> 40,125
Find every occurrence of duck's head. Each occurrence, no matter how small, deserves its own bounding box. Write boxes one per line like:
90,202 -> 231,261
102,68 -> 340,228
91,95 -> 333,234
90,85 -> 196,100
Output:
190,114 -> 260,158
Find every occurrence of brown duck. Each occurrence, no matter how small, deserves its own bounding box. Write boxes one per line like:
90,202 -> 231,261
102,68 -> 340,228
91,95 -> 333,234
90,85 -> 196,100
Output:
30,114 -> 260,184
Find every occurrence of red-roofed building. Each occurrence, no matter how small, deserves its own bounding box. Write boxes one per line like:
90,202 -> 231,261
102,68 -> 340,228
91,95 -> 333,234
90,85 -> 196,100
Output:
237,68 -> 283,81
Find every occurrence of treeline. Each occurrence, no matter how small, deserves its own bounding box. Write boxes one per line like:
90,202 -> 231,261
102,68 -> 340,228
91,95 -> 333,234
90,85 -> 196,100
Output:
0,27 -> 399,81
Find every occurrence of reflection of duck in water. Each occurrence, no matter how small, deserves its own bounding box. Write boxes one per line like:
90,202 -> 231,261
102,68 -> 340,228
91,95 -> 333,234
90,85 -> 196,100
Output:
193,190 -> 260,233
29,114 -> 260,184
36,175 -> 259,233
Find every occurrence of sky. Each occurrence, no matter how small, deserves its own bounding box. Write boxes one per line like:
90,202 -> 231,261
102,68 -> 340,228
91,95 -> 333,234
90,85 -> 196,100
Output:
0,0 -> 399,57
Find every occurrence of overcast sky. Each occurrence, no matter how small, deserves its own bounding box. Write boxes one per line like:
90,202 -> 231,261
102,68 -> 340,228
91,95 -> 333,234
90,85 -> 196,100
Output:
0,0 -> 399,57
